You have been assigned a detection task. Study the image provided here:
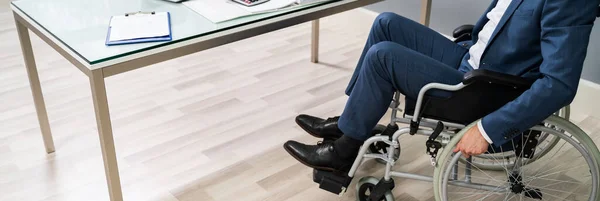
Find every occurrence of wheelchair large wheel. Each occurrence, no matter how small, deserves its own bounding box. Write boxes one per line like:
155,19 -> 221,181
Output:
356,176 -> 395,201
464,106 -> 570,171
433,115 -> 600,201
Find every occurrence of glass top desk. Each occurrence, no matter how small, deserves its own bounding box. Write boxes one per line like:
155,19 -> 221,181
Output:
10,0 -> 398,200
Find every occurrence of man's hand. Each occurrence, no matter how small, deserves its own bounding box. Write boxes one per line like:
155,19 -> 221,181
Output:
453,125 -> 489,158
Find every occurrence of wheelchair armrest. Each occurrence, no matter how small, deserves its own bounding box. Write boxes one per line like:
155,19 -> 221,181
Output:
452,24 -> 475,38
463,69 -> 535,89
452,24 -> 475,43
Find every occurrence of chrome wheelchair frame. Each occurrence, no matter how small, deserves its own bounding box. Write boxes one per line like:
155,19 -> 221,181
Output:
314,80 -> 600,201
311,10 -> 600,199
348,82 -> 480,185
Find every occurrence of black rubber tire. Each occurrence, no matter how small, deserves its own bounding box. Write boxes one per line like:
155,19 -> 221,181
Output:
356,176 -> 395,201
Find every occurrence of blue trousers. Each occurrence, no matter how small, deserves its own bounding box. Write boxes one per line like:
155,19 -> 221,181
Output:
338,13 -> 471,141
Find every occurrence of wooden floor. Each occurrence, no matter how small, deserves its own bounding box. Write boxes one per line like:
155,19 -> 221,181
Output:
2,2 -> 600,201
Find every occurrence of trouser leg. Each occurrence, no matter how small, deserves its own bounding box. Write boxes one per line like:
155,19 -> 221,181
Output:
346,12 -> 469,95
338,42 -> 466,141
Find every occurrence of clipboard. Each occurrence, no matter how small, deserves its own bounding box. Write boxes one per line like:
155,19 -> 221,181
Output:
105,11 -> 173,46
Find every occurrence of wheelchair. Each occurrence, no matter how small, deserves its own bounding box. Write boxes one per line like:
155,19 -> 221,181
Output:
309,22 -> 600,201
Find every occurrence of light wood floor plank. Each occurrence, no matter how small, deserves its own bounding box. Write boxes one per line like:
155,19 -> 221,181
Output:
2,5 -> 600,201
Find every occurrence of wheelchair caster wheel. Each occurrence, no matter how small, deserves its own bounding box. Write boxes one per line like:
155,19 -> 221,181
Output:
356,176 -> 395,201
368,124 -> 400,164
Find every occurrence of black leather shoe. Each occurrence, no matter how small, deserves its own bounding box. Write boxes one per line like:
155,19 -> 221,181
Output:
283,140 -> 355,172
295,115 -> 344,140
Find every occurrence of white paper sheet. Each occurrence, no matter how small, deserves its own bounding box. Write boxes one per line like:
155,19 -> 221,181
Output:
296,0 -> 328,4
108,12 -> 170,42
184,0 -> 300,23
183,0 -> 334,23
239,0 -> 297,13
183,0 -> 251,23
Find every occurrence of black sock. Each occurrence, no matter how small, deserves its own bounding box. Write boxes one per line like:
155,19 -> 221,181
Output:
333,135 -> 363,159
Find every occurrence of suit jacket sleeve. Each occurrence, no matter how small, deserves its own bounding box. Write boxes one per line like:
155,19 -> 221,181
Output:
481,0 -> 598,145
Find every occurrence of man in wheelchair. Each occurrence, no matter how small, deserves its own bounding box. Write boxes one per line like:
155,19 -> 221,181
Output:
284,0 -> 599,178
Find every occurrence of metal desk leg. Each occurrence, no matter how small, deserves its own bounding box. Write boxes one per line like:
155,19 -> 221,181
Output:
420,0 -> 432,27
90,69 -> 124,201
311,19 -> 320,63
15,17 -> 55,154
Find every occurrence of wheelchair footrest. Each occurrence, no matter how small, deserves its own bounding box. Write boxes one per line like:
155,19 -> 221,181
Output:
312,169 -> 353,195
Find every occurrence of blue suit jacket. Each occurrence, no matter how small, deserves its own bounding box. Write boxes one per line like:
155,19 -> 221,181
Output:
464,0 -> 599,145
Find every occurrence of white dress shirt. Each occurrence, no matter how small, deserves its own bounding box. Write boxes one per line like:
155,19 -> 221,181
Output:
468,0 -> 513,144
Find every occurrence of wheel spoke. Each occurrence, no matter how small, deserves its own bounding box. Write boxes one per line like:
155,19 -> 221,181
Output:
527,189 -> 574,201
523,157 -> 585,183
475,191 -> 497,201
498,145 -> 520,182
519,193 -> 523,201
525,184 -> 589,196
526,141 -> 569,181
466,174 -> 507,183
523,163 -> 589,184
522,142 -> 585,189
441,123 -> 596,201
461,156 -> 507,184
525,175 -> 591,187
504,192 -> 518,201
